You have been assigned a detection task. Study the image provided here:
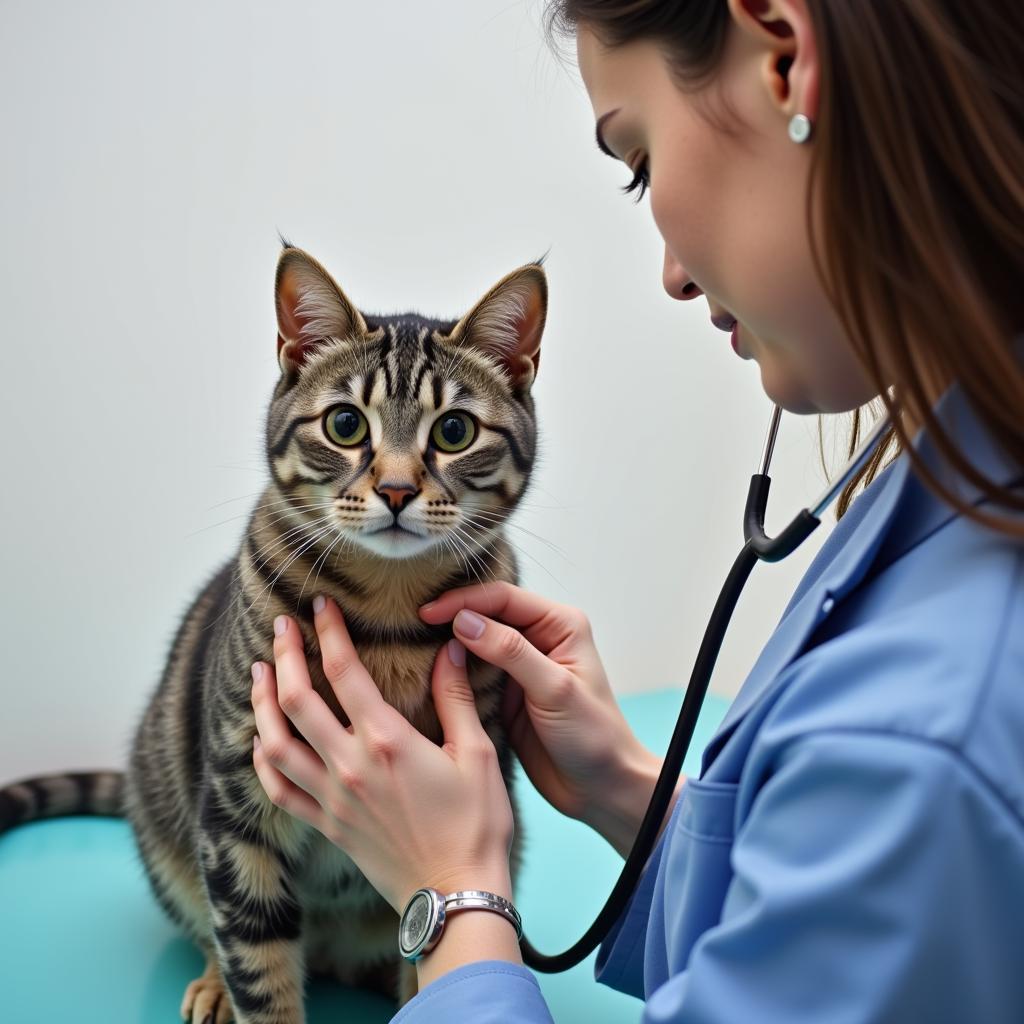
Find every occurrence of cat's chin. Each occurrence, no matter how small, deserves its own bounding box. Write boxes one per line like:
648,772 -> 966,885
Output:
353,526 -> 439,561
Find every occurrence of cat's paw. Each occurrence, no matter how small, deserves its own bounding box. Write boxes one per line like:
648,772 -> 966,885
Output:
181,958 -> 234,1024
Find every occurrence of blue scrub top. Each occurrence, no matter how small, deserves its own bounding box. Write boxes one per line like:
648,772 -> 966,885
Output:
391,346 -> 1024,1023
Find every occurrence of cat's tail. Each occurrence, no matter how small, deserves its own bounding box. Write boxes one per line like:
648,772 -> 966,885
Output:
0,771 -> 125,836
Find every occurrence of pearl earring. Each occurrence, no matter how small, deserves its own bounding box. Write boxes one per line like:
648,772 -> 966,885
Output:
788,113 -> 813,144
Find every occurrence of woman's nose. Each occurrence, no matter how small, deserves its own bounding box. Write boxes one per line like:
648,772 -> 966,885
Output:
662,244 -> 703,301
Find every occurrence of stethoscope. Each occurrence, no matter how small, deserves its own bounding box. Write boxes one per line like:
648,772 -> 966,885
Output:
521,401 -> 894,972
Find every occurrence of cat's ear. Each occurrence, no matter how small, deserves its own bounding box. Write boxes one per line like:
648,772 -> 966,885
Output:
275,246 -> 369,375
445,264 -> 547,392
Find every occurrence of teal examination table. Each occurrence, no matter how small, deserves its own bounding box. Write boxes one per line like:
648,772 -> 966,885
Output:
0,689 -> 729,1023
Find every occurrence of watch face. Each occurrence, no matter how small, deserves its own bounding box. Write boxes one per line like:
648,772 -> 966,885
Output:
400,892 -> 432,952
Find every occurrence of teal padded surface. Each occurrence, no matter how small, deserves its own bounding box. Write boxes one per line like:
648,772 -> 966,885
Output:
0,688 -> 729,1023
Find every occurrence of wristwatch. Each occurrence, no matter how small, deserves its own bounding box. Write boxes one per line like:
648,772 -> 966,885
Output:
398,887 -> 523,963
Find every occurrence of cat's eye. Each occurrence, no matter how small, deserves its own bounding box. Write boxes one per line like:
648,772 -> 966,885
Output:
431,411 -> 476,453
324,404 -> 369,447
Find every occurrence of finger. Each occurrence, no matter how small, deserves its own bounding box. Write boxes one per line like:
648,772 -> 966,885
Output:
448,607 -> 569,708
272,614 -> 352,764
251,661 -> 332,798
418,580 -> 580,653
312,595 -> 391,725
430,639 -> 488,749
251,733 -> 328,830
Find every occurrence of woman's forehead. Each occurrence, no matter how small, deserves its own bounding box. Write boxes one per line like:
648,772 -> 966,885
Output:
576,25 -> 663,112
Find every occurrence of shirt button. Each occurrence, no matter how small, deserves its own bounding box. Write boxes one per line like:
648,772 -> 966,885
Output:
821,596 -> 835,615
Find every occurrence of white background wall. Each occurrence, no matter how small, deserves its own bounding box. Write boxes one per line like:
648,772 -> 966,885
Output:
1,0 -> 853,782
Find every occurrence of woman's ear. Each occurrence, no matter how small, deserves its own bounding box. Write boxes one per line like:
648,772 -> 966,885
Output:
727,0 -> 820,124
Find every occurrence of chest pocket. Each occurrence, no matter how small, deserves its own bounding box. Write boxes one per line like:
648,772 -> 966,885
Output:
660,778 -> 740,972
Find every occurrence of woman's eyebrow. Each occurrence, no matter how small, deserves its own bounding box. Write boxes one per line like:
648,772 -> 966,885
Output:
595,108 -> 621,158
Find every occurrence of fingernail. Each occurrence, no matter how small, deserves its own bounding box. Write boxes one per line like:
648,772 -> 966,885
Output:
454,609 -> 485,640
253,735 -> 261,751
447,638 -> 466,667
274,615 -> 287,636
251,662 -> 262,683
420,601 -> 436,613
313,594 -> 326,615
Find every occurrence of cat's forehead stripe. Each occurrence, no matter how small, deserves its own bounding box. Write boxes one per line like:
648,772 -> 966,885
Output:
408,328 -> 432,404
379,327 -> 396,399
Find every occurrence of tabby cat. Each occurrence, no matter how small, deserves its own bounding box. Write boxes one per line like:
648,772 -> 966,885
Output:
0,241 -> 548,1022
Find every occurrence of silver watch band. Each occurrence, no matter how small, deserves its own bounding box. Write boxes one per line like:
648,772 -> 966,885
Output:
443,890 -> 523,939
399,886 -> 524,963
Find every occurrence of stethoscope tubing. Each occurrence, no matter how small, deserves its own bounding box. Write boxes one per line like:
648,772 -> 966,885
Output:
521,404 -> 894,972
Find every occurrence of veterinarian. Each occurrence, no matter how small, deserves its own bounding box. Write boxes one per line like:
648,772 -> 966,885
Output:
249,0 -> 1024,1019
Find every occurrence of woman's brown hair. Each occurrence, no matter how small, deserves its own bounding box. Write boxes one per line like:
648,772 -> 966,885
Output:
544,0 -> 1024,535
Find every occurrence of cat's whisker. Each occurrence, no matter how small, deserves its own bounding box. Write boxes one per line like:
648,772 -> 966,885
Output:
181,513 -> 261,540
183,497 -> 337,541
253,494 -> 339,514
203,490 -> 268,511
518,481 -> 574,510
436,530 -> 469,581
253,521 -> 340,619
300,526 -> 348,608
453,520 -> 516,579
252,514 -> 340,577
181,502 -> 331,541
258,502 -> 340,533
255,497 -> 336,515
331,526 -> 358,573
448,531 -> 487,589
459,508 -> 575,564
301,520 -> 361,607
460,507 -> 567,559
204,515 -> 339,637
468,513 -> 568,556
433,529 -> 461,574
437,520 -> 483,586
455,515 -> 569,595
250,512 -> 339,572
337,526 -> 359,560
447,521 -> 507,589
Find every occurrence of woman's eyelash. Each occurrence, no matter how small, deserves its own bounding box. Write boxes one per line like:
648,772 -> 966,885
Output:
621,158 -> 650,202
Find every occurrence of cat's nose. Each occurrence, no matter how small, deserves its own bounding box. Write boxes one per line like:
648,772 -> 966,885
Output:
375,483 -> 419,514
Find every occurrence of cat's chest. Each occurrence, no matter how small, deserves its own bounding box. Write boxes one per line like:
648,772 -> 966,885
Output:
300,635 -> 445,742
299,626 -> 503,745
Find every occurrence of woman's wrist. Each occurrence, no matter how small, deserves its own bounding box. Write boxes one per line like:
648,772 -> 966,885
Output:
412,864 -> 523,991
414,896 -> 524,991
581,746 -> 685,860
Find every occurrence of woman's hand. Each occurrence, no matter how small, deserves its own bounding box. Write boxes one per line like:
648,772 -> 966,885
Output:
249,594 -> 515,914
419,582 -> 668,854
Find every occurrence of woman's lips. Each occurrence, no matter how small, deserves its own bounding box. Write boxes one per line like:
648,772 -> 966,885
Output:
709,311 -> 744,356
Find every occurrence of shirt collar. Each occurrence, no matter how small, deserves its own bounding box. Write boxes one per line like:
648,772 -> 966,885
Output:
872,331 -> 1024,574
700,334 -> 1024,772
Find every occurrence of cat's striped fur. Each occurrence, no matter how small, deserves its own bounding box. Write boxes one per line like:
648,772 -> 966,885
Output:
0,242 -> 548,1022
